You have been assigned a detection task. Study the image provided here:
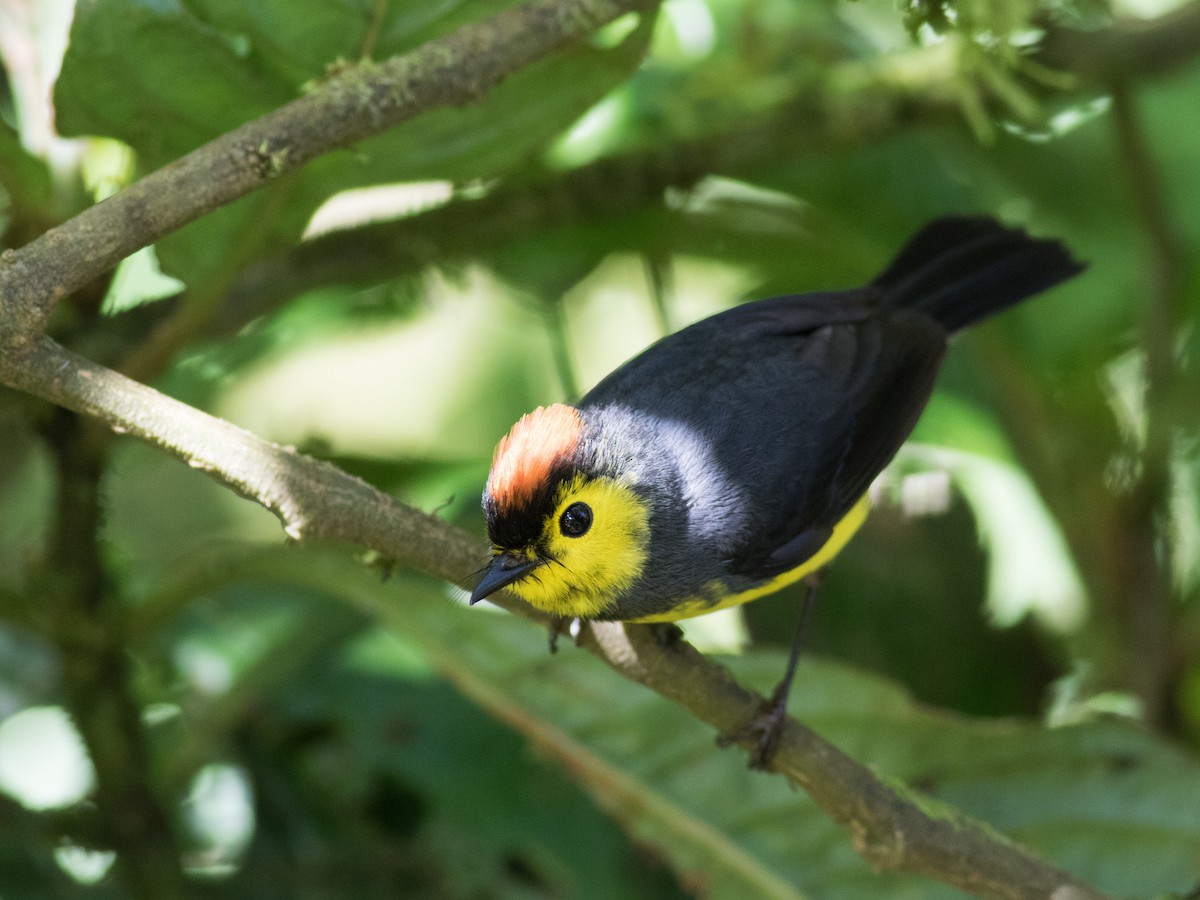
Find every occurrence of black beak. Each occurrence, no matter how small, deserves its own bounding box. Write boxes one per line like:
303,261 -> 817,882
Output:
469,552 -> 539,605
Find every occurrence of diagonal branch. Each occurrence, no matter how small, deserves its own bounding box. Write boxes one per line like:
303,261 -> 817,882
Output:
583,623 -> 1108,900
0,0 -> 650,345
0,333 -> 1109,900
2,334 -> 486,588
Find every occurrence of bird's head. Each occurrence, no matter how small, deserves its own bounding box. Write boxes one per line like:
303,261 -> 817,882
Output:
470,403 -> 651,618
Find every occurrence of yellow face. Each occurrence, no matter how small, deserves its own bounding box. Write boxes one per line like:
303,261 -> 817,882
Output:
504,473 -> 651,619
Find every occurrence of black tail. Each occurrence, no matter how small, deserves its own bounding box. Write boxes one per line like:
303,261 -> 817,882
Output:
872,215 -> 1084,333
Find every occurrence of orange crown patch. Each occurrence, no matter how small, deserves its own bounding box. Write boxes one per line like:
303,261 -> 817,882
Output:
487,404 -> 583,510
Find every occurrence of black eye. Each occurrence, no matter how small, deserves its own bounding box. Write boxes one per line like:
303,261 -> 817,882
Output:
559,502 -> 592,537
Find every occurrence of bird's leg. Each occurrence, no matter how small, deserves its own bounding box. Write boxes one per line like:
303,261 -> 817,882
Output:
547,616 -> 574,653
719,572 -> 822,769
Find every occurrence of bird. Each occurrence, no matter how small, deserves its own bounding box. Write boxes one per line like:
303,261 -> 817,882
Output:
469,215 -> 1084,766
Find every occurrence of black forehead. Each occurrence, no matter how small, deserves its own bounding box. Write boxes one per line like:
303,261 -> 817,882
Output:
483,458 -> 576,549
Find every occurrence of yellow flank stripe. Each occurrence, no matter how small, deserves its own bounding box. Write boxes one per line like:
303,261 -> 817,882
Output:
630,494 -> 871,623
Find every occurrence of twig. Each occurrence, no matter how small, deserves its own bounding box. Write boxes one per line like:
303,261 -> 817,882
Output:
1106,81 -> 1186,724
3,335 -> 485,584
42,408 -> 185,898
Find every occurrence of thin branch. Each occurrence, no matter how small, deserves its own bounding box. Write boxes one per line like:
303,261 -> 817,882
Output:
2,335 -> 486,586
42,408 -> 185,897
1106,80 -> 1187,724
582,623 -> 1108,900
0,0 -> 650,345
0,334 -> 1108,900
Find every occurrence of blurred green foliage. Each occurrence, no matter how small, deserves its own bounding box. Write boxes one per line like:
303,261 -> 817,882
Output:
1,0 -> 1199,896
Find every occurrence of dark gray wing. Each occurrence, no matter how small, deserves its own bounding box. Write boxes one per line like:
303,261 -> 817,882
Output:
580,289 -> 947,580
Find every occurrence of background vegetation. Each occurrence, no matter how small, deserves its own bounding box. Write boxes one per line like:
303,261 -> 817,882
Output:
0,0 -> 1198,896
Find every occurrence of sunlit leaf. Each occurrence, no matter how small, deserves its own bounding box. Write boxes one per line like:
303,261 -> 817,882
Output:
101,246 -> 186,314
54,0 -> 656,287
158,545 -> 1200,899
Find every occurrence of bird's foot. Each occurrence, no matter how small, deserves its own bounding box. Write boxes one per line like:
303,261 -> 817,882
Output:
718,575 -> 818,768
717,691 -> 789,770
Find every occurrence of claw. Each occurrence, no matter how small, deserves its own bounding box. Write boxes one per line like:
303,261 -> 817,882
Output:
718,574 -> 822,769
718,690 -> 789,769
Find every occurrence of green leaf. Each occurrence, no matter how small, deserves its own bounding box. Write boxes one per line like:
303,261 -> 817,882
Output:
152,544 -> 1200,899
0,796 -> 116,899
180,0 -> 531,84
0,410 -> 53,595
278,645 -> 690,899
54,0 -> 284,167
143,585 -> 688,898
54,0 -> 655,286
100,245 -> 186,314
0,122 -> 55,235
